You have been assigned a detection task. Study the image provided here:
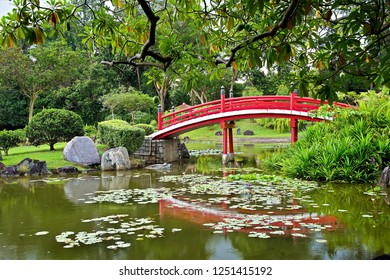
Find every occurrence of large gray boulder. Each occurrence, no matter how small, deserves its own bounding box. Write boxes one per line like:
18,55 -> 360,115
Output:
63,136 -> 100,166
101,147 -> 131,171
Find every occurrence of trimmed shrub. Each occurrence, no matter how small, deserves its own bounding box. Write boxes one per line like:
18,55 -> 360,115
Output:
98,119 -> 145,154
133,124 -> 154,136
26,109 -> 84,150
84,125 -> 97,139
0,129 -> 24,155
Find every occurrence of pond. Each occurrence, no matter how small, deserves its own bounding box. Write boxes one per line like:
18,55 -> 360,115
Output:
0,142 -> 389,260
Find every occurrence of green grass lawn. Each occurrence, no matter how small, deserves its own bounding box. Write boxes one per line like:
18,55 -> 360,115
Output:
1,142 -> 108,170
181,119 -> 291,141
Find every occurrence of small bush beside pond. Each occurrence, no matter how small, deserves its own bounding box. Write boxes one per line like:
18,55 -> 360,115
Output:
98,120 -> 145,154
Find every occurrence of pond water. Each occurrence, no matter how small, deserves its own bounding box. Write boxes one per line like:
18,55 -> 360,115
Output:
0,143 -> 389,260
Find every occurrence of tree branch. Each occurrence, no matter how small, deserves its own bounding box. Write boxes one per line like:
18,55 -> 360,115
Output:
223,0 -> 300,67
101,60 -> 165,69
127,0 -> 173,70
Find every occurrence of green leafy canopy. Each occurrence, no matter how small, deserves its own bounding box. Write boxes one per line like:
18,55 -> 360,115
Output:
1,0 -> 389,102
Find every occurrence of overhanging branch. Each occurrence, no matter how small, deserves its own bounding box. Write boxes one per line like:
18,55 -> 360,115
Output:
101,60 -> 165,69
223,0 -> 300,67
127,0 -> 173,70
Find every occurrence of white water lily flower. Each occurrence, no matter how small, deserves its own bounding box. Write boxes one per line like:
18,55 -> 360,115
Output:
35,231 -> 49,236
315,239 -> 327,243
202,223 -> 215,227
362,214 -> 373,218
291,233 -> 307,238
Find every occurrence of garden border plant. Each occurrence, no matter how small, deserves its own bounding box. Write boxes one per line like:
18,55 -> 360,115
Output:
98,119 -> 145,154
265,89 -> 390,183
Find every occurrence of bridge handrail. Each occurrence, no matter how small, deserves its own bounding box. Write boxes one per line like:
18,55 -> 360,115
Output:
158,93 -> 352,130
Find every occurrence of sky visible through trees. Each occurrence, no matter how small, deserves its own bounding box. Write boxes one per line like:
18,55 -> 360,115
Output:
0,0 -> 13,17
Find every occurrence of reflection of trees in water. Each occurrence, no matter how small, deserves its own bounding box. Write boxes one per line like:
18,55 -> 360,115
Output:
0,183 -> 75,259
303,183 -> 390,258
228,233 -> 313,260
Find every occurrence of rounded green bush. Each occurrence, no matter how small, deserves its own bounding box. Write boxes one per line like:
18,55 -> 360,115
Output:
133,124 -> 154,136
26,109 -> 84,150
98,119 -> 145,154
0,129 -> 24,155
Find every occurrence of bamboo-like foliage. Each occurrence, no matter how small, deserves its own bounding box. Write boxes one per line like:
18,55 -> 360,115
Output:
273,89 -> 390,182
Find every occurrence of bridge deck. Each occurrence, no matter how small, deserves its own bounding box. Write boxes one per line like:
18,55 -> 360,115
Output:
151,94 -> 350,140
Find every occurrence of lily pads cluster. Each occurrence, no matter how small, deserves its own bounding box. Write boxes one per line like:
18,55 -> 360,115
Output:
55,214 -> 172,249
188,149 -> 222,156
84,187 -> 172,205
73,173 -> 336,243
157,174 -> 338,239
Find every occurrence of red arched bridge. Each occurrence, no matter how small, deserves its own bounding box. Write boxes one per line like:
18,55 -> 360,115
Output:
150,87 -> 351,163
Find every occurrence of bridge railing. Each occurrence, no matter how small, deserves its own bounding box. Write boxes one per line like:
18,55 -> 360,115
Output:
158,91 -> 351,130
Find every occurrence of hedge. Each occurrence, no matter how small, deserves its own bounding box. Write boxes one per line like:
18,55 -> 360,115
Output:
133,124 -> 154,136
98,120 -> 145,154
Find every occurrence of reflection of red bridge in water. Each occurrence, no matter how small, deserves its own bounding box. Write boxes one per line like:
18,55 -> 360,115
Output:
150,88 -> 351,163
159,197 -> 340,236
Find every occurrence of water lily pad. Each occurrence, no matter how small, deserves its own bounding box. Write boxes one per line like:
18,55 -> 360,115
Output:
117,243 -> 131,248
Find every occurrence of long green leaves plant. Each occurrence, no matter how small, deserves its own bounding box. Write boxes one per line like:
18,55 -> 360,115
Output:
271,88 -> 390,182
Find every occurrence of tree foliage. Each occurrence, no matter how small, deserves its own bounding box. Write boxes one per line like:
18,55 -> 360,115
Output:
38,60 -> 126,125
0,129 -> 24,156
1,0 -> 388,102
0,42 -> 89,122
101,86 -> 156,123
0,89 -> 28,130
26,108 -> 84,150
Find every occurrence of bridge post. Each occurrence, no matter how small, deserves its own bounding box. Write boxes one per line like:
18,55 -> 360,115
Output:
221,121 -> 235,164
222,127 -> 228,164
220,86 -> 225,113
228,127 -> 234,162
157,104 -> 162,130
291,118 -> 298,144
171,106 -> 176,124
290,85 -> 298,144
229,89 -> 233,98
290,91 -> 298,110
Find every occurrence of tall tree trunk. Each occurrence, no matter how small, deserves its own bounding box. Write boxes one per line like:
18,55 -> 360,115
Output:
230,68 -> 237,97
27,91 -> 40,123
136,66 -> 141,90
28,96 -> 35,123
154,74 -> 170,113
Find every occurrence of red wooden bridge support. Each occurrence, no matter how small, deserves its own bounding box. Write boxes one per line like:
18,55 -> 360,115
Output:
221,121 -> 235,164
290,90 -> 298,144
220,86 -> 236,164
290,118 -> 298,144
